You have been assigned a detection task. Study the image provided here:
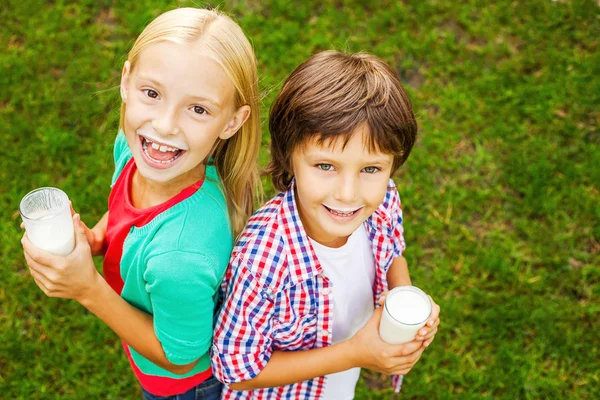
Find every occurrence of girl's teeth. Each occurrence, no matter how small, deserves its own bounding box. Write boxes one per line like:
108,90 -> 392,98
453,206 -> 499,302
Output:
147,139 -> 179,152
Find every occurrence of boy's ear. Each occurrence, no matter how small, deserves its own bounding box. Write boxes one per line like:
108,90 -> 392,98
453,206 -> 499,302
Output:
219,105 -> 251,140
120,61 -> 131,103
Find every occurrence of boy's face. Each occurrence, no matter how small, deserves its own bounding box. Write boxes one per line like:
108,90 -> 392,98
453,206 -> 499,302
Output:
291,124 -> 394,248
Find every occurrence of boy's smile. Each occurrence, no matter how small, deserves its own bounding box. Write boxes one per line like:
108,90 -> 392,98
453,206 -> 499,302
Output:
292,124 -> 394,248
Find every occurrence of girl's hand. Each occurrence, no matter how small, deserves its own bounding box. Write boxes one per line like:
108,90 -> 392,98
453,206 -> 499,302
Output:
22,213 -> 101,302
69,203 -> 105,256
347,307 -> 425,376
415,296 -> 440,348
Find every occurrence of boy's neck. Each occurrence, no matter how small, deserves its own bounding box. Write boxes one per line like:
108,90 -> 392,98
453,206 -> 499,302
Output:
130,164 -> 205,209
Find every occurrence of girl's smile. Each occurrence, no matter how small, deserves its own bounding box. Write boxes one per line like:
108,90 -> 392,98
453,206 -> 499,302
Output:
138,134 -> 186,169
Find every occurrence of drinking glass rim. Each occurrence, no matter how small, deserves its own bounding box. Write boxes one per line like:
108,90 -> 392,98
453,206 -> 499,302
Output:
384,285 -> 432,326
19,187 -> 69,221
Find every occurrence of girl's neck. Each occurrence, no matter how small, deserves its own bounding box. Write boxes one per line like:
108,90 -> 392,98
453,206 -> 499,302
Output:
130,164 -> 206,209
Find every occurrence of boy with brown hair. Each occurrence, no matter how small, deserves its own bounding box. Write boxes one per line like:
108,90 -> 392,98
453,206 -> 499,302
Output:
212,50 -> 441,399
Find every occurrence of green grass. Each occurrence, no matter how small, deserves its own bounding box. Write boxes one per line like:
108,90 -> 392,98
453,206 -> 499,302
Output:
1,0 -> 598,398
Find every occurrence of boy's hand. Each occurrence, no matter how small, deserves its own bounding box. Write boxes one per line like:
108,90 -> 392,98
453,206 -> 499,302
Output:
22,213 -> 101,303
348,307 -> 425,376
378,291 -> 441,348
415,296 -> 440,348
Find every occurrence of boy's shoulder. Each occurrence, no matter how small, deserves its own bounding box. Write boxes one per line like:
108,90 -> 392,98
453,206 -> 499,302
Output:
230,191 -> 294,290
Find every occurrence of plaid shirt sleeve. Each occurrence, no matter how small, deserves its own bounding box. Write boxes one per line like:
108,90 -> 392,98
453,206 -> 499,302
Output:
389,185 -> 406,259
211,259 -> 275,384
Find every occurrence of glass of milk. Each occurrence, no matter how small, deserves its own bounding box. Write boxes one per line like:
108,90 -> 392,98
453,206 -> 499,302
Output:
20,187 -> 75,256
379,286 -> 432,344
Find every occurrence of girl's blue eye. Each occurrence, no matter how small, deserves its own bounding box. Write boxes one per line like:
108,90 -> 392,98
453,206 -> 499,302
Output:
193,106 -> 207,115
317,164 -> 333,171
145,89 -> 159,99
363,166 -> 379,173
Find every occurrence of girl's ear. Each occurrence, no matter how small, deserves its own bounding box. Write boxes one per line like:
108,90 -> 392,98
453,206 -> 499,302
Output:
120,61 -> 131,103
219,105 -> 251,140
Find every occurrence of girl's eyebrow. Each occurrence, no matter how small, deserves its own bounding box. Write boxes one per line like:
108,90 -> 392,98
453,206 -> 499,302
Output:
136,75 -> 163,88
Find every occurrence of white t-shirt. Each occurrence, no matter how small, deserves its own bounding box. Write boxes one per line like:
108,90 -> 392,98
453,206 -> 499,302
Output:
309,225 -> 376,400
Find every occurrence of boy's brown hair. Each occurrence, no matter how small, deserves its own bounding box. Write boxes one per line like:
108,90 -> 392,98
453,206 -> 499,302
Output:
266,50 -> 418,192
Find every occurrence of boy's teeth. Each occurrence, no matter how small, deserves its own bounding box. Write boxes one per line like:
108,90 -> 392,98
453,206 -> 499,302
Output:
152,142 -> 160,150
160,145 -> 168,152
328,208 -> 355,217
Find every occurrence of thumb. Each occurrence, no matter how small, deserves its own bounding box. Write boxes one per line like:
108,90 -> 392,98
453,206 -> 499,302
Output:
72,214 -> 88,246
368,306 -> 384,326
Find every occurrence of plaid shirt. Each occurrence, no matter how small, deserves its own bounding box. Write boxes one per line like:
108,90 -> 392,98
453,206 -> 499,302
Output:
212,179 -> 406,399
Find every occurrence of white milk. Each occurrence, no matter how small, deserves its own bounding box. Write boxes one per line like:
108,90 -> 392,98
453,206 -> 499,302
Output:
379,286 -> 432,344
23,204 -> 75,256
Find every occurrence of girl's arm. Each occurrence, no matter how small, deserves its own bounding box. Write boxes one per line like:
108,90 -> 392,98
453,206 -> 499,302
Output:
22,214 -> 198,375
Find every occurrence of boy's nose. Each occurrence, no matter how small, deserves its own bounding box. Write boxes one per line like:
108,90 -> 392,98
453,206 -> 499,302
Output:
333,176 -> 359,203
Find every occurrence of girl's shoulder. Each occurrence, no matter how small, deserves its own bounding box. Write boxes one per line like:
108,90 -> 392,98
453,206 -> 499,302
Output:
111,131 -> 132,186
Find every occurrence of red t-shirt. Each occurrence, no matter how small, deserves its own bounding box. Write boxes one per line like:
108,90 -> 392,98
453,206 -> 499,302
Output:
104,159 -> 212,396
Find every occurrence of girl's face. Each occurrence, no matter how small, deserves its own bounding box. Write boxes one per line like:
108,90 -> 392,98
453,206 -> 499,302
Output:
120,41 -> 249,188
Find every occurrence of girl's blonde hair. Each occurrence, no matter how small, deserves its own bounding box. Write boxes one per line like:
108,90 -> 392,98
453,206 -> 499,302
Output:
119,8 -> 261,236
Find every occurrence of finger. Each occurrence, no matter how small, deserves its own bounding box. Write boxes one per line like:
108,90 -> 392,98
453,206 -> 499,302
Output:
21,234 -> 61,266
372,306 -> 383,322
417,318 -> 440,339
69,201 -> 75,216
427,298 -> 440,326
23,251 -> 57,280
72,214 -> 91,252
28,266 -> 51,293
378,290 -> 389,306
20,222 -> 25,229
392,339 -> 424,357
390,347 -> 425,372
422,327 -> 437,340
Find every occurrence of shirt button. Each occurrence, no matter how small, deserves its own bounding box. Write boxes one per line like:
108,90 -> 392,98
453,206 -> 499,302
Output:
320,329 -> 331,336
321,288 -> 331,296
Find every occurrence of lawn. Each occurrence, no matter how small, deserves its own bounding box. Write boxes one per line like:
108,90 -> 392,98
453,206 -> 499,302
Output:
1,0 -> 598,399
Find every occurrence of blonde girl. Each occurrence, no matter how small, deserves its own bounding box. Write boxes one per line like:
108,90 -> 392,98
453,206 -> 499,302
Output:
21,7 -> 260,400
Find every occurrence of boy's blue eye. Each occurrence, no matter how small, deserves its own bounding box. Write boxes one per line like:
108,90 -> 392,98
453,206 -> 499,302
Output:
145,89 -> 159,99
316,164 -> 333,171
363,166 -> 379,173
193,106 -> 207,115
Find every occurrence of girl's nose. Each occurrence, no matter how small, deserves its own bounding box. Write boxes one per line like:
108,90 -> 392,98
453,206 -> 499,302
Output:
152,109 -> 179,136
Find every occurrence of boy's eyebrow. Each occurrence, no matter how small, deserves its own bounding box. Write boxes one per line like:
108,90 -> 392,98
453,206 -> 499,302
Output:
304,151 -> 393,165
136,75 -> 222,108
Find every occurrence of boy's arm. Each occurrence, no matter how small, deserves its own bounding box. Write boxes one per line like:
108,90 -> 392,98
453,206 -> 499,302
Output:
386,256 -> 411,288
227,306 -> 424,391
212,260 -> 425,391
